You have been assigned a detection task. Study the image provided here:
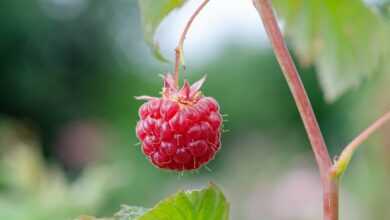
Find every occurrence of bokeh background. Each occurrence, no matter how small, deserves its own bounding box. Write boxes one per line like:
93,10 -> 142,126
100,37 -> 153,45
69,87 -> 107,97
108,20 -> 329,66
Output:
0,0 -> 389,219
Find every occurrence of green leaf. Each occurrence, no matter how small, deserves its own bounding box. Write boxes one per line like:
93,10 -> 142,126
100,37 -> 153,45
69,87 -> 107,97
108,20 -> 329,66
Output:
138,0 -> 187,61
138,183 -> 229,220
73,184 -> 229,220
273,0 -> 390,101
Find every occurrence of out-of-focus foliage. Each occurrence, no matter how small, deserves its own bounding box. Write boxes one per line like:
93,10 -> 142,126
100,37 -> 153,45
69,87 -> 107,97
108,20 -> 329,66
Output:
138,0 -> 187,60
75,205 -> 148,220
372,0 -> 390,18
0,133 -> 115,220
272,0 -> 390,102
115,206 -> 149,220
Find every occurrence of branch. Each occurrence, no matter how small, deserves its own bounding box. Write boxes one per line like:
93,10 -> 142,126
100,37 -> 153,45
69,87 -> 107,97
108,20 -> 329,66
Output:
332,111 -> 390,177
174,0 -> 210,87
252,0 -> 332,176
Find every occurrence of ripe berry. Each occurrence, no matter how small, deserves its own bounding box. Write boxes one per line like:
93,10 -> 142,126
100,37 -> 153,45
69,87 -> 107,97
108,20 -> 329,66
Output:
135,74 -> 222,171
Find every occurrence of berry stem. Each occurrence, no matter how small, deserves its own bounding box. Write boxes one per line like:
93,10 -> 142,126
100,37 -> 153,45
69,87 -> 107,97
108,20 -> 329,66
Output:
252,0 -> 337,220
332,111 -> 390,177
174,0 -> 210,88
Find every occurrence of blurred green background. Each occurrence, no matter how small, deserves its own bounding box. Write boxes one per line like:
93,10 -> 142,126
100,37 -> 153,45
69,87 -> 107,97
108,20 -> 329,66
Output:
0,1 -> 389,220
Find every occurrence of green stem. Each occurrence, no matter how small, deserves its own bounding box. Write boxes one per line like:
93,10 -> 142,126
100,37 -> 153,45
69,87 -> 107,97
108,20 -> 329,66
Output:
332,111 -> 390,177
174,0 -> 210,87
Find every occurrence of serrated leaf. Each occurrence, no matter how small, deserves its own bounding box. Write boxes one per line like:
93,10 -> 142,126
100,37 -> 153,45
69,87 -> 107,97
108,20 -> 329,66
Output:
73,185 -> 229,220
273,0 -> 390,102
138,184 -> 229,220
138,0 -> 187,61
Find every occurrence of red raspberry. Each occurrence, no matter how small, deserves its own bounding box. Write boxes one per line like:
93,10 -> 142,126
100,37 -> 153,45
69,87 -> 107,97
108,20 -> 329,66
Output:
135,74 -> 222,171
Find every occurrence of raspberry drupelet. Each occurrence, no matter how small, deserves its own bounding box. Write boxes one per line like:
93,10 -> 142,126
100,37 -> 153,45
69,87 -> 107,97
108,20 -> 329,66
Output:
136,74 -> 222,171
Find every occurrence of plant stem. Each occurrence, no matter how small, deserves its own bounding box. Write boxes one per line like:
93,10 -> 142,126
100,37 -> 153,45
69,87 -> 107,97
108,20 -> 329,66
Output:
345,111 -> 390,153
332,111 -> 390,177
252,0 -> 338,219
174,0 -> 210,87
252,0 -> 331,176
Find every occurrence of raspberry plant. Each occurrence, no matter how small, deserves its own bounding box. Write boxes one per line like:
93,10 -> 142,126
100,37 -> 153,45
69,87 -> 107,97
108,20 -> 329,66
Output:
77,0 -> 390,219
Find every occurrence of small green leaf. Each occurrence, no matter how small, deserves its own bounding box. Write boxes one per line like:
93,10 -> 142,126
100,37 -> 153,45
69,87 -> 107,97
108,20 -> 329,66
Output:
273,0 -> 389,101
138,0 -> 187,61
138,183 -> 229,220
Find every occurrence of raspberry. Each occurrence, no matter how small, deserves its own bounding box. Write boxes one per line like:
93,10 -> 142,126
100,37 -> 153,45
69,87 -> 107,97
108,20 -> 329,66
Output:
135,74 -> 222,171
